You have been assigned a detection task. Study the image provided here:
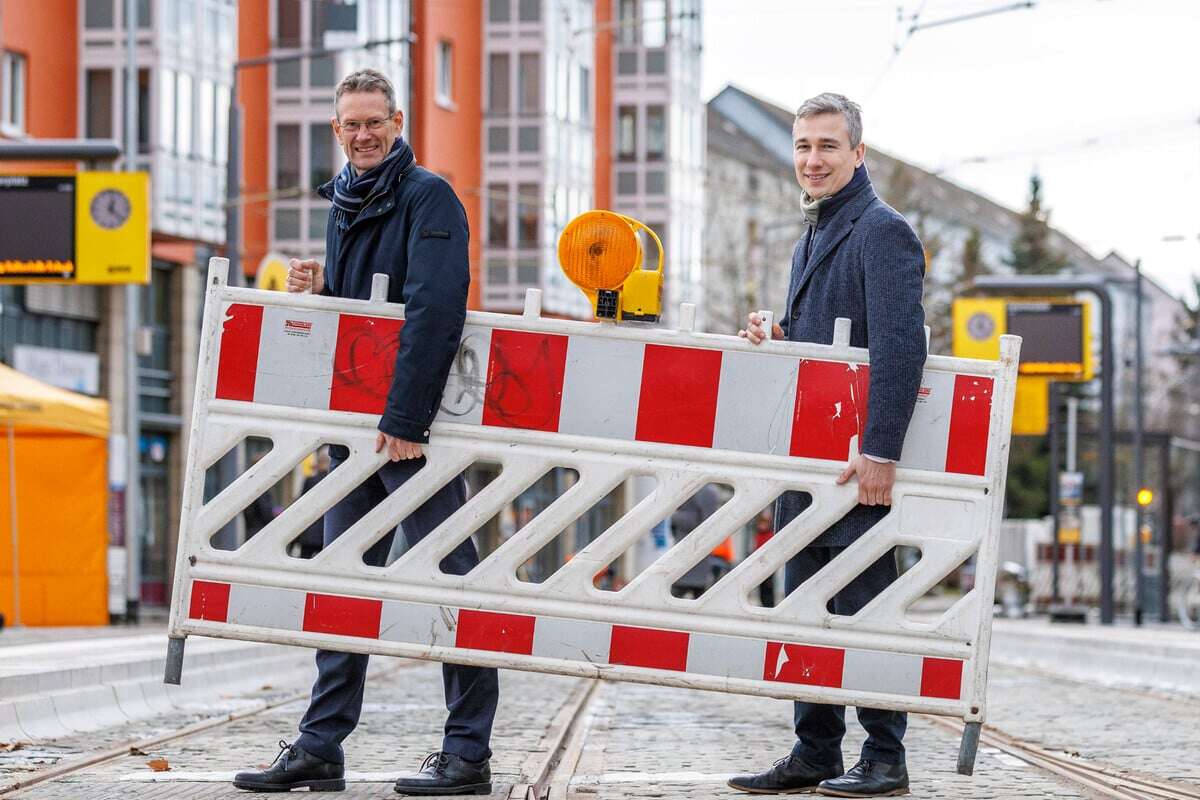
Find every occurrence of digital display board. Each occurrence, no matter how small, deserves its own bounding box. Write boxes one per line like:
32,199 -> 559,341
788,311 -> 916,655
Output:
0,171 -> 149,284
1006,302 -> 1085,368
0,176 -> 76,278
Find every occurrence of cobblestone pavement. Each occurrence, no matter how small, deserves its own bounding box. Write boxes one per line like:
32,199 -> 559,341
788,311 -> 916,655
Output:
9,650 -> 1200,798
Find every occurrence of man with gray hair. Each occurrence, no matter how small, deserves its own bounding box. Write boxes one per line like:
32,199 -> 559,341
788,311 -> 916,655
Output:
233,68 -> 498,796
730,92 -> 926,797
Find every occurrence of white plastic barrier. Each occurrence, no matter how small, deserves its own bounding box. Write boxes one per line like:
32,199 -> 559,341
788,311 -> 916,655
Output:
167,258 -> 1019,773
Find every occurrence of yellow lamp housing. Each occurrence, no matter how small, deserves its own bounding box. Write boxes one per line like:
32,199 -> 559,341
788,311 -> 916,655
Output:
557,210 -> 663,323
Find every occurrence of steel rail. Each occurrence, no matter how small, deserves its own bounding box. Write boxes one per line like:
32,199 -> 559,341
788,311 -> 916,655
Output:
510,678 -> 602,800
0,659 -> 418,797
926,716 -> 1200,800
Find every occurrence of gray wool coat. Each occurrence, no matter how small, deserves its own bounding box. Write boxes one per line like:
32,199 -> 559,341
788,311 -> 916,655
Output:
776,176 -> 927,547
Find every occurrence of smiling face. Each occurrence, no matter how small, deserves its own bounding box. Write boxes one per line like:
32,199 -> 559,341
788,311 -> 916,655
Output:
332,90 -> 404,172
792,112 -> 865,199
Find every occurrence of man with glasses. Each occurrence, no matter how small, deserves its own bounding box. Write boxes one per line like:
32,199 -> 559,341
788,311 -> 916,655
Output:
233,68 -> 498,796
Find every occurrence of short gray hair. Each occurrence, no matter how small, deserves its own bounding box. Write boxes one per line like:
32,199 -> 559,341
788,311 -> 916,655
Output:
334,69 -> 397,117
795,93 -> 863,148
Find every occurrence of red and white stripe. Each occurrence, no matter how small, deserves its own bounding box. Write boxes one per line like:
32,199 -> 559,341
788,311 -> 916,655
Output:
213,303 -> 993,476
188,579 -> 965,701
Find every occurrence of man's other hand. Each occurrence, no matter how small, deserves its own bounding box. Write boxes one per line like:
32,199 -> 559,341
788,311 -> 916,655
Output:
837,455 -> 896,506
738,312 -> 785,345
375,431 -> 423,461
287,258 -> 324,294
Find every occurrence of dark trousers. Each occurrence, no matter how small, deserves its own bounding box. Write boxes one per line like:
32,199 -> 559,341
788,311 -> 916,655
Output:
295,457 -> 499,765
786,546 -> 906,767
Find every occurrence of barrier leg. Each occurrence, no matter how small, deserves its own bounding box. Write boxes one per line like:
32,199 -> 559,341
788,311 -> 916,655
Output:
164,636 -> 186,685
957,721 -> 982,775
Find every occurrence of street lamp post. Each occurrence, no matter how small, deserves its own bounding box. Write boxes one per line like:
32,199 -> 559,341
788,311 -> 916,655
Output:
972,275 -> 1118,624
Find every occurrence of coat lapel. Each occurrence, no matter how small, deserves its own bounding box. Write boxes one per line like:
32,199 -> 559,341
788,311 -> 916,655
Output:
790,186 -> 879,309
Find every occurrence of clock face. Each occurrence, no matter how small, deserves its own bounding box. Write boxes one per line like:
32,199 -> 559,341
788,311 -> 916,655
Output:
90,188 -> 132,230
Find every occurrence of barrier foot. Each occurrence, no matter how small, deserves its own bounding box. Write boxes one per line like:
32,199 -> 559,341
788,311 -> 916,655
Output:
164,636 -> 186,685
957,721 -> 982,775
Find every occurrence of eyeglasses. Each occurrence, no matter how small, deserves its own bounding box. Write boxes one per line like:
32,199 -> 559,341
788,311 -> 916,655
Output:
339,117 -> 391,134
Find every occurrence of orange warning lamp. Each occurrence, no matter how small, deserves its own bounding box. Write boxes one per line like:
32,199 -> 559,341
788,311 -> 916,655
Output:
557,210 -> 663,322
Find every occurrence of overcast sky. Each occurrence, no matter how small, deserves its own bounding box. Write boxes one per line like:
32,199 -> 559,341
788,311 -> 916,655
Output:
701,0 -> 1200,302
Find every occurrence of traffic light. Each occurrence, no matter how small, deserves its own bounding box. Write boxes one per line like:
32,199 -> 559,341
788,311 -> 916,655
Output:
1136,487 -> 1154,507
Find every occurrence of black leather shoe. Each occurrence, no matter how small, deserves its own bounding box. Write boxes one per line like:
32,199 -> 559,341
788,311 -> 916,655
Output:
817,759 -> 909,797
727,754 -> 844,794
394,751 -> 492,796
232,740 -> 345,792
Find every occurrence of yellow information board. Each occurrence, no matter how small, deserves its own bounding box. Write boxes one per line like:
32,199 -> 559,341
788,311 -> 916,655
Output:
0,171 -> 149,285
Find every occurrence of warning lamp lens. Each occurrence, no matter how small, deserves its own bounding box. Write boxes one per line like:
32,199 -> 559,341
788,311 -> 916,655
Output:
1136,488 -> 1154,507
557,211 -> 641,291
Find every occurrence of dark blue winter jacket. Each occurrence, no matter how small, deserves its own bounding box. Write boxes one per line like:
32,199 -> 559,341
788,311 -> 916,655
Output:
316,137 -> 469,444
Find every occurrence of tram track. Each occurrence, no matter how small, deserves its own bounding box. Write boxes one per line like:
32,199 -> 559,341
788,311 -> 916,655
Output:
0,660 -> 601,800
926,715 -> 1200,800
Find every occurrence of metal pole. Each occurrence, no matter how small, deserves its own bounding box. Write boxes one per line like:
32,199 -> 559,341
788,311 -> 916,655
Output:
1067,397 -> 1078,472
1098,288 -> 1115,624
123,0 -> 141,621
1133,259 -> 1145,625
1160,437 -> 1172,621
1048,382 -> 1061,603
6,423 -> 20,626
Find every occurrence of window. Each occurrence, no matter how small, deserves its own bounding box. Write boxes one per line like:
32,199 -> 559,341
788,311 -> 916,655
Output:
617,105 -> 636,160
487,261 -> 509,287
645,49 -> 666,74
310,54 -> 337,87
646,105 -> 665,160
276,0 -> 302,47
645,170 -> 666,195
275,208 -> 301,240
157,69 -> 176,152
198,79 -> 215,162
215,84 -> 230,162
642,0 -> 666,47
489,0 -> 511,23
309,205 -> 329,240
276,59 -> 302,88
517,183 -> 538,247
517,260 -> 539,285
86,70 -> 114,139
518,0 -> 541,21
85,0 -> 114,28
137,0 -> 152,28
488,53 -> 510,114
618,0 -> 638,45
135,68 -> 151,154
646,222 -> 666,257
488,183 -> 509,246
617,51 -> 638,75
487,125 -> 510,152
218,8 -> 235,53
312,0 -> 357,45
517,125 -> 539,152
1,51 -> 26,133
518,53 -> 540,115
176,72 -> 194,157
579,66 -> 591,119
616,171 -> 637,195
309,123 -> 334,189
275,124 -> 300,189
179,0 -> 195,41
436,41 -> 454,106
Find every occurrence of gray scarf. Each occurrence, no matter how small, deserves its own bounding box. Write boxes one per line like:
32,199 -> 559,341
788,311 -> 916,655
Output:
800,191 -> 822,226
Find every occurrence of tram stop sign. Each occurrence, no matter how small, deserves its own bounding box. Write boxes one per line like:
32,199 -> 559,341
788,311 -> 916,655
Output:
953,297 -> 1093,381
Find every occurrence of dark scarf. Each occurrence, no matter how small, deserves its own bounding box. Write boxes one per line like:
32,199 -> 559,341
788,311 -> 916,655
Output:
330,137 -> 414,229
802,163 -> 871,261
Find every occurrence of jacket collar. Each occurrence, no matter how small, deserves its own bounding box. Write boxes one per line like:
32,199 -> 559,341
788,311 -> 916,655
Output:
788,180 -> 878,312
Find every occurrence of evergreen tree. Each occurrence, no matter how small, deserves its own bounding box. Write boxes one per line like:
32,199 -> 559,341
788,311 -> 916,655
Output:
960,227 -> 985,288
1005,173 -> 1068,275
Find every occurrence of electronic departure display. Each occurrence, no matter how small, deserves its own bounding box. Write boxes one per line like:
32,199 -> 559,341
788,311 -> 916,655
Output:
0,171 -> 149,284
0,176 -> 76,279
1006,302 -> 1085,371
